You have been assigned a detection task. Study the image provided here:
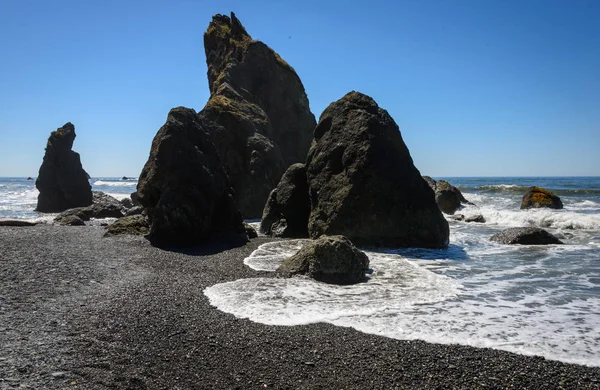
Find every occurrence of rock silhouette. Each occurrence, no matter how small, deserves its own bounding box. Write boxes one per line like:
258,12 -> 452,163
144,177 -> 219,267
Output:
35,123 -> 93,212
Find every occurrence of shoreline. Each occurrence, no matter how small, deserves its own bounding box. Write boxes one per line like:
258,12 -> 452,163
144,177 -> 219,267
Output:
1,225 -> 599,389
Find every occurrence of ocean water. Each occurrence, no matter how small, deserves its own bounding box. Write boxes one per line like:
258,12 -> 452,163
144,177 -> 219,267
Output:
205,177 -> 600,367
0,177 -> 137,221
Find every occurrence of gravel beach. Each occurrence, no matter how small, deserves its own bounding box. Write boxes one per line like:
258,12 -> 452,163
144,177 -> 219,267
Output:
1,225 -> 599,389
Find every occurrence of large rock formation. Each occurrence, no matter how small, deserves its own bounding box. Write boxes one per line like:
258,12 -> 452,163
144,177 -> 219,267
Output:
521,186 -> 563,209
260,163 -> 310,238
198,12 -> 316,218
277,235 -> 370,285
136,107 -> 246,247
305,92 -> 449,248
490,227 -> 563,245
35,122 -> 93,212
423,176 -> 474,215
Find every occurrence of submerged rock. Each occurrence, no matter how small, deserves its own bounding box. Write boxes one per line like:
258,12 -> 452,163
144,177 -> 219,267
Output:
136,107 -> 246,247
306,91 -> 449,248
277,235 -> 369,285
105,215 -> 149,236
490,227 -> 563,245
199,12 -> 316,218
521,186 -> 563,210
260,163 -> 310,238
35,122 -> 93,212
423,176 -> 474,215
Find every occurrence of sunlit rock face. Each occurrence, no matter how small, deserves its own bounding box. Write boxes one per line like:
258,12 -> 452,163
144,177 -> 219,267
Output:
306,91 -> 449,248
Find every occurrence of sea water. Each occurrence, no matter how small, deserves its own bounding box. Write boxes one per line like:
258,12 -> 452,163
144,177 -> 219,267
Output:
205,177 -> 600,367
0,177 -> 137,221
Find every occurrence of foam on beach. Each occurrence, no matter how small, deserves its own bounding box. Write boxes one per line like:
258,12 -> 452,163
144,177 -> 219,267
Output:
205,237 -> 600,368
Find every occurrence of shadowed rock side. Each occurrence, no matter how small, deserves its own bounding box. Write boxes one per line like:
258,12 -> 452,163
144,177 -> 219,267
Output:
136,107 -> 246,248
54,191 -> 125,225
521,186 -> 563,209
35,122 -> 93,212
306,92 -> 449,248
490,227 -> 563,245
423,176 -> 474,215
277,235 -> 370,285
260,163 -> 310,238
199,12 -> 316,218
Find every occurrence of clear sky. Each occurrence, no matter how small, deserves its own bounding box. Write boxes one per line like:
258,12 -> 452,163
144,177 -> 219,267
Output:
0,0 -> 598,177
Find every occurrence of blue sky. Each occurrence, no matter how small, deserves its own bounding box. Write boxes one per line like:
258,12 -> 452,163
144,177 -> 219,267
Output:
0,0 -> 598,177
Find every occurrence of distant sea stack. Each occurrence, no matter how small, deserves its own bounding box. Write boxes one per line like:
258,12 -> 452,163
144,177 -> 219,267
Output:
35,122 -> 93,212
136,107 -> 246,248
198,12 -> 317,218
306,91 -> 449,248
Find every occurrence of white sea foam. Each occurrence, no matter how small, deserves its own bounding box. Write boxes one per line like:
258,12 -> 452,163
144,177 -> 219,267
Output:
105,192 -> 131,201
205,238 -> 600,367
93,180 -> 137,187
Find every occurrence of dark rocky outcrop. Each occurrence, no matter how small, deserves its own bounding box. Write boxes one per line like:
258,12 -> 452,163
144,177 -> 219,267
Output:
277,235 -> 369,285
26,177 -> 33,181
423,177 -> 474,215
130,192 -> 141,206
54,191 -> 125,224
305,92 -> 449,248
104,215 -> 150,236
120,197 -> 134,209
244,223 -> 258,239
0,219 -> 38,227
35,122 -> 93,212
260,163 -> 310,238
198,12 -> 316,218
521,186 -> 563,210
136,107 -> 246,247
490,227 -> 563,245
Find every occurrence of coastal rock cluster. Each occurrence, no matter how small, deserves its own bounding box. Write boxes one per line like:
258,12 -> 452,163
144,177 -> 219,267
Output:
35,122 -> 93,212
423,176 -> 474,215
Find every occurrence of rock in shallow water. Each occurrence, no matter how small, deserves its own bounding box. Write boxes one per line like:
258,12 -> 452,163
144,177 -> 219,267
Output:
423,176 -> 474,215
490,227 -> 563,245
521,186 -> 563,210
306,91 -> 449,248
277,235 -> 370,285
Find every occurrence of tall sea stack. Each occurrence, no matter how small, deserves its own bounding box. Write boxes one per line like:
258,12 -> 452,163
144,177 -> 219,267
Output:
306,92 -> 449,248
199,12 -> 317,218
35,122 -> 92,212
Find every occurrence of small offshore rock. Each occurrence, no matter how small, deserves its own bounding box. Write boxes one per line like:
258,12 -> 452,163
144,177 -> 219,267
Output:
465,214 -> 485,223
490,227 -> 563,245
277,235 -> 370,285
521,186 -> 563,209
423,176 -> 474,215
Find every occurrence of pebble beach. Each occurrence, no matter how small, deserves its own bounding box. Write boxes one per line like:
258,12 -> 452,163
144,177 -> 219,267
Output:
2,224 -> 599,389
